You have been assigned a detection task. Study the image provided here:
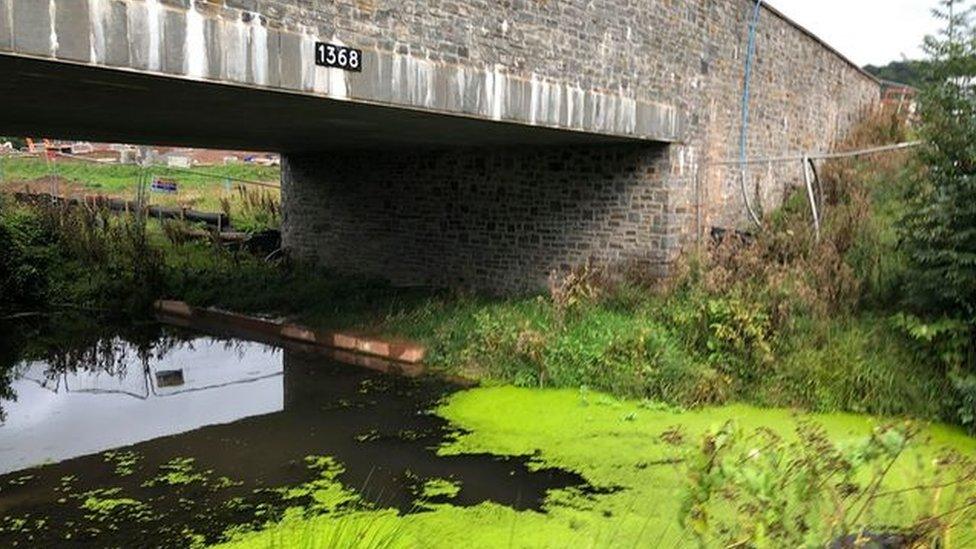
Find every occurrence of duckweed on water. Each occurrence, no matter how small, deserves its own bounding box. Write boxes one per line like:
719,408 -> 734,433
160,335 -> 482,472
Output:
273,456 -> 360,514
6,474 -> 34,487
78,488 -> 155,527
102,450 -> 141,477
143,457 -> 212,488
417,478 -> 461,501
215,386 -> 976,548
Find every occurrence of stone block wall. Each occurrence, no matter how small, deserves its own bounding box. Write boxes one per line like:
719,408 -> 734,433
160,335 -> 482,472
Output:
0,0 -> 882,291
278,0 -> 880,291
282,144 -> 670,293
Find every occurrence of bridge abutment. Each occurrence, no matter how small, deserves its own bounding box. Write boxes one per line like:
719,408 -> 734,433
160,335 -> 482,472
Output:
281,144 -> 678,293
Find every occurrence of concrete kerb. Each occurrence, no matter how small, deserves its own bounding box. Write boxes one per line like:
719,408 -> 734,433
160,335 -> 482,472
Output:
153,300 -> 427,366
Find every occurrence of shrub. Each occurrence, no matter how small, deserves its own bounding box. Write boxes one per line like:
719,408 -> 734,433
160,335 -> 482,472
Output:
899,0 -> 976,379
0,204 -> 57,311
767,317 -> 951,419
681,420 -> 976,548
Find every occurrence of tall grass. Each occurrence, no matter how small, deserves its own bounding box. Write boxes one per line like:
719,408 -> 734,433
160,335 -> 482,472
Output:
0,110 -> 962,427
231,512 -> 407,549
0,156 -> 281,229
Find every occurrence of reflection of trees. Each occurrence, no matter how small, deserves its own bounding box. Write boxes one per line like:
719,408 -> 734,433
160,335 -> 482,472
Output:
0,314 -> 256,421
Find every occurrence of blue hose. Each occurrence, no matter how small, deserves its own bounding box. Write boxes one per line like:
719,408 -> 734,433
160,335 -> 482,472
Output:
739,0 -> 763,227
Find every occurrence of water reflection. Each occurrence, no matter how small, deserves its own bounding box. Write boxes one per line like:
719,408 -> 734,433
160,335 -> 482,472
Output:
1,336 -> 283,475
0,318 -> 591,547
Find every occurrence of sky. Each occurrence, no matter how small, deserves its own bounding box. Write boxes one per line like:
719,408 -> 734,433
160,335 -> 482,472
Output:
768,0 -> 942,66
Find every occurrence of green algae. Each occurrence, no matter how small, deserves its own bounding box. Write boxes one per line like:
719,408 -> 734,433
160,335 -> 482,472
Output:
77,488 -> 155,528
273,456 -> 360,514
143,457 -> 211,488
417,478 -> 461,500
212,386 -> 976,548
102,450 -> 141,477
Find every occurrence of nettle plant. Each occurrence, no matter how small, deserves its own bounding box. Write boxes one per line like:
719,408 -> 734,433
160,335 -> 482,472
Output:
680,420 -> 976,548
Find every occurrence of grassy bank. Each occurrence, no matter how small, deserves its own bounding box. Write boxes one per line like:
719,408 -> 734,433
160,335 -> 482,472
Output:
0,155 -> 280,230
0,111 -> 970,432
3,112 -> 976,546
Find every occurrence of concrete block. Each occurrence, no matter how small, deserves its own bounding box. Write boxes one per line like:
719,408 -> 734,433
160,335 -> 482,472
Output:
203,16 -> 220,79
54,0 -> 90,62
278,31 -> 301,89
0,0 -> 13,51
352,48 -> 390,103
265,26 -> 280,87
125,1 -> 151,70
218,17 -> 245,82
89,0 -> 129,66
155,300 -> 194,317
12,0 -> 52,56
161,8 -> 185,74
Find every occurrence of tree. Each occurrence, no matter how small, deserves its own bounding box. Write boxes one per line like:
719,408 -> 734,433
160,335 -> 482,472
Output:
902,0 -> 976,322
900,0 -> 976,427
863,60 -> 930,88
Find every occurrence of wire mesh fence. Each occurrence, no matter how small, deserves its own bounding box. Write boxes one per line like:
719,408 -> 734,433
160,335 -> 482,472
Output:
0,149 -> 281,232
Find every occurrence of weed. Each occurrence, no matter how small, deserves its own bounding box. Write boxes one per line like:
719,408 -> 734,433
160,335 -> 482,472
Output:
681,419 -> 976,548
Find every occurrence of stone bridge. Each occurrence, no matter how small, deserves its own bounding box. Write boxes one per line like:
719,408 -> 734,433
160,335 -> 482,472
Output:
0,0 -> 880,292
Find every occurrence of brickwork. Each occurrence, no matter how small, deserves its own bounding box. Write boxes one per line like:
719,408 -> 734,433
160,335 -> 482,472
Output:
277,0 -> 880,291
282,144 -> 670,293
0,0 -> 882,291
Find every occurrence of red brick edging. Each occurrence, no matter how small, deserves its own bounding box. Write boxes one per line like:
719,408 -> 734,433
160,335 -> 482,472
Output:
154,300 -> 426,364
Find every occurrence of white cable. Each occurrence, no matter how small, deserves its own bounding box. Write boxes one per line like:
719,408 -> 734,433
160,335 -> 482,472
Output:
710,141 -> 922,167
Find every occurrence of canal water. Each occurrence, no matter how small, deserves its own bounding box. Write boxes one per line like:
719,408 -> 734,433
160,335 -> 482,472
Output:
0,319 -> 588,547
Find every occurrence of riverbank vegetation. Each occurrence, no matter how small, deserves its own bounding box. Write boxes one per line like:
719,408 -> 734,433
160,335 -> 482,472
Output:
0,155 -> 280,230
213,388 -> 976,548
2,4 -> 976,546
0,92 -> 972,434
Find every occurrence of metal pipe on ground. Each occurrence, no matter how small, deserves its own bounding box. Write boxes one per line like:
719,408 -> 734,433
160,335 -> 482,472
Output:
12,191 -> 229,227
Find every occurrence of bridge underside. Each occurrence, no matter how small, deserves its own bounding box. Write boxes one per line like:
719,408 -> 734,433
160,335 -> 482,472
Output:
0,53 -> 676,294
0,54 -> 638,153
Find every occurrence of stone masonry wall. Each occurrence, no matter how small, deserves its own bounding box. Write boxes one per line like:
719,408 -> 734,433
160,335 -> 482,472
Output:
0,0 -> 880,291
279,0 -> 880,291
282,144 -> 669,293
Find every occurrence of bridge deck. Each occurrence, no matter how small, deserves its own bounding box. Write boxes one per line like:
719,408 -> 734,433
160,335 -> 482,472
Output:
0,54 -> 640,152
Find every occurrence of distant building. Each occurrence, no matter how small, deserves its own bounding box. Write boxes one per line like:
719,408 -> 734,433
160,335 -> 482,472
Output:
880,80 -> 918,116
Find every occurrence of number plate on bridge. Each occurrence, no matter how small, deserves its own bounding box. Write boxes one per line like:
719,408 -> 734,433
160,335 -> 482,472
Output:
315,42 -> 363,72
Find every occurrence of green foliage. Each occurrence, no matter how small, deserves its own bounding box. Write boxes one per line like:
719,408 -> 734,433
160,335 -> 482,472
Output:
863,60 -> 932,87
952,373 -> 976,427
889,2 -> 976,432
675,293 -> 773,387
896,0 -> 976,422
769,317 -> 951,419
220,185 -> 281,233
900,0 -> 976,355
0,201 -> 168,314
0,155 -> 280,230
0,203 -> 57,311
893,312 -> 976,430
681,419 -> 976,548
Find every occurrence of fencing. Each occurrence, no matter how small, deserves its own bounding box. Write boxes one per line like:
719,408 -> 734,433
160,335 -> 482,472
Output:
694,140 -> 922,242
0,149 -> 281,232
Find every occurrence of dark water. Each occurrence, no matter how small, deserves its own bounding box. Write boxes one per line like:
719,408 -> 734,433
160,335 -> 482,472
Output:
0,319 -> 589,547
